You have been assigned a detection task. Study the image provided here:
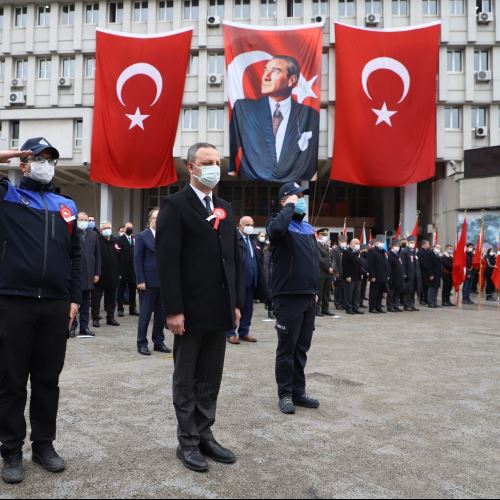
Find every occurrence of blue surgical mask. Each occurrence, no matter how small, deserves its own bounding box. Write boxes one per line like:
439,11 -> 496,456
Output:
295,198 -> 307,215
193,163 -> 221,189
77,221 -> 89,231
102,229 -> 112,238
88,221 -> 96,230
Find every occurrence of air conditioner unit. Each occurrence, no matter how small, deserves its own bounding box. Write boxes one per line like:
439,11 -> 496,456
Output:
11,78 -> 24,89
365,13 -> 381,25
478,11 -> 493,23
475,126 -> 488,138
9,92 -> 26,105
311,15 -> 325,23
207,15 -> 221,27
58,77 -> 72,88
208,73 -> 223,86
476,70 -> 492,82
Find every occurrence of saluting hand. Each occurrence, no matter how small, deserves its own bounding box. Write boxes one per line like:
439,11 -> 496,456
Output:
284,195 -> 299,206
167,313 -> 185,336
0,150 -> 31,164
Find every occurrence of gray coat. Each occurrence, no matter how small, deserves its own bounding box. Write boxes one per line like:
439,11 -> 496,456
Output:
79,229 -> 101,291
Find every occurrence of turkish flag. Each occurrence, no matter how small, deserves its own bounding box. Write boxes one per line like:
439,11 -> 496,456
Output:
453,216 -> 467,292
331,22 -> 441,187
492,237 -> 500,291
91,28 -> 192,188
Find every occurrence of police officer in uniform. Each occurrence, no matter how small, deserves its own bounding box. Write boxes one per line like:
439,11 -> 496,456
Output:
0,138 -> 82,484
267,182 -> 320,415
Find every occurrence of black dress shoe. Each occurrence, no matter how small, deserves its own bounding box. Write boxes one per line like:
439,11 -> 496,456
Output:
106,319 -> 120,326
92,319 -> 100,328
69,327 -> 77,338
138,346 -> 151,356
404,307 -> 413,311
354,310 -> 364,314
411,307 -> 420,312
32,443 -> 65,473
117,310 -> 124,318
154,343 -> 172,353
369,309 -> 380,314
79,328 -> 95,337
315,312 -> 324,317
322,311 -> 337,316
377,308 -> 387,313
176,446 -> 209,472
199,439 -> 237,464
346,311 -> 356,315
2,450 -> 24,484
129,310 -> 140,316
293,394 -> 320,408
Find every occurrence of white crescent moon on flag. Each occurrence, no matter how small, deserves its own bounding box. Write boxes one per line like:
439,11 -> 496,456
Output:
361,57 -> 410,104
116,63 -> 163,107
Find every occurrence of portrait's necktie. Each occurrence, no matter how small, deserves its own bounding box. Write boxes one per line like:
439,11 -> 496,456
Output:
272,103 -> 283,137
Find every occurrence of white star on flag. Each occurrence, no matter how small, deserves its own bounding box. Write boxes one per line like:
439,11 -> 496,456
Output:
126,107 -> 150,130
292,75 -> 318,104
372,102 -> 397,127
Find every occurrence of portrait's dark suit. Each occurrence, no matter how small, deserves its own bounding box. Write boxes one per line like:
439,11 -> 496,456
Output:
134,228 -> 165,349
230,97 -> 320,182
156,185 -> 243,448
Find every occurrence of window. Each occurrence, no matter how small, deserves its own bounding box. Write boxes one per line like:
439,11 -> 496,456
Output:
85,56 -> 96,78
234,0 -> 250,18
322,53 -> 328,74
182,108 -> 199,130
208,53 -> 225,74
133,1 -> 148,22
158,1 -> 174,21
85,3 -> 99,24
61,4 -> 75,25
184,0 -> 199,20
75,120 -> 83,148
471,107 -> 487,129
422,0 -> 439,15
0,8 -> 4,31
287,0 -> 303,17
61,57 -> 76,79
339,0 -> 355,16
15,59 -> 28,80
260,0 -> 277,18
447,49 -> 463,72
188,53 -> 199,75
445,107 -> 461,129
366,0 -> 382,15
209,0 -> 225,17
0,60 -> 5,81
208,108 -> 224,130
392,0 -> 408,15
477,0 -> 493,12
320,108 -> 328,131
14,7 -> 27,28
450,0 -> 465,15
11,122 -> 20,149
109,2 -> 124,23
38,5 -> 51,26
474,49 -> 489,72
313,0 -> 329,16
38,58 -> 52,79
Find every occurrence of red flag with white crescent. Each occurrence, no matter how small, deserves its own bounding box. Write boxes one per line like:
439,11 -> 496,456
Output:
224,21 -> 323,182
331,22 -> 440,187
91,28 -> 192,188
453,216 -> 467,292
492,235 -> 500,291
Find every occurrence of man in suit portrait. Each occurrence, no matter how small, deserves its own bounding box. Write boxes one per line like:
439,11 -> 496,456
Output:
134,208 -> 171,357
230,55 -> 319,182
156,143 -> 243,473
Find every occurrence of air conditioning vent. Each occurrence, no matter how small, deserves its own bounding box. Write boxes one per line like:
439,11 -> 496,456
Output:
58,77 -> 72,88
9,92 -> 26,105
311,15 -> 325,23
475,126 -> 488,138
476,70 -> 492,82
207,15 -> 221,27
11,78 -> 24,89
365,13 -> 381,25
208,73 -> 223,86
478,11 -> 493,23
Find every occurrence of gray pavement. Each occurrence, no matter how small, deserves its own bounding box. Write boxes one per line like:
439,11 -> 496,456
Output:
1,295 -> 500,499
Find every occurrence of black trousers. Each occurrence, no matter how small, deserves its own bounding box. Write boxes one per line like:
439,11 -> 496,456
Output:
403,279 -> 417,308
360,277 -> 368,306
318,276 -> 333,313
344,280 -> 361,313
334,280 -> 344,308
117,281 -> 137,312
427,286 -> 439,306
173,330 -> 226,448
0,297 -> 68,455
137,288 -> 165,348
92,287 -> 117,321
273,295 -> 316,399
369,282 -> 385,310
387,285 -> 402,309
442,275 -> 453,303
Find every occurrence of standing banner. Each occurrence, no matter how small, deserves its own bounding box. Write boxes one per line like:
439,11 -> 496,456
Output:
224,21 -> 324,182
91,28 -> 193,188
331,22 -> 441,187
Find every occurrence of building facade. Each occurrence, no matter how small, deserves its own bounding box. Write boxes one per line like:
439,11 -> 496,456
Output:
1,0 -> 500,242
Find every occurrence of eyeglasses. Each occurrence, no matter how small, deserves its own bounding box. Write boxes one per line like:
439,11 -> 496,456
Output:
28,156 -> 58,166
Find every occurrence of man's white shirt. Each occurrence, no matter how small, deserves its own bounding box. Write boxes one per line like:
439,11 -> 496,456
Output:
190,183 -> 214,212
269,96 -> 292,163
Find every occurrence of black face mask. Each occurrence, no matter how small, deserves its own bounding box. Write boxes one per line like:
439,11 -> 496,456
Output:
126,228 -> 133,236
401,242 -> 407,248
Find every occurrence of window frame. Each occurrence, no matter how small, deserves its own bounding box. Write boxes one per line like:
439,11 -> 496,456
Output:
447,49 -> 463,73
445,106 -> 461,130
422,0 -> 439,16
449,0 -> 465,15
37,58 -> 52,80
108,2 -> 124,24
392,0 -> 409,16
183,0 -> 200,20
85,3 -> 100,25
287,0 -> 303,18
61,4 -> 76,25
182,108 -> 199,131
208,0 -> 225,18
15,59 -> 28,80
84,56 -> 96,78
471,107 -> 488,130
474,49 -> 490,72
234,0 -> 250,18
61,57 -> 76,79
75,120 -> 84,149
339,0 -> 356,16
37,5 -> 51,27
312,0 -> 329,16
133,1 -> 149,23
158,0 -> 174,21
207,108 -> 225,130
365,0 -> 382,15
14,6 -> 28,28
260,0 -> 277,18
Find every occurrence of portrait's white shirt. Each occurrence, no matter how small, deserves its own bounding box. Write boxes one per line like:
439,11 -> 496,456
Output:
190,183 -> 214,212
269,96 -> 292,162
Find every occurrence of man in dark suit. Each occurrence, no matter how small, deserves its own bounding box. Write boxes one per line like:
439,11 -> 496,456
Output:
156,143 -> 243,473
426,244 -> 443,308
342,238 -> 364,315
117,222 -> 139,317
387,240 -> 404,312
418,240 -> 434,306
333,236 -> 347,310
441,245 -> 455,306
227,216 -> 269,345
401,236 -> 421,311
230,55 -> 319,182
368,235 -> 389,313
134,208 -> 171,356
317,228 -> 336,317
71,212 -> 101,337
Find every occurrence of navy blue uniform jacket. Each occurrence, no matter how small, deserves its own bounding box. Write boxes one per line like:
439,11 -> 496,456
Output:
134,228 -> 160,288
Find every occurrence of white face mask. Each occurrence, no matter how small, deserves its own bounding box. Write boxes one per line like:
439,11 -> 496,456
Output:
77,221 -> 89,231
321,236 -> 329,243
243,226 -> 254,236
102,229 -> 112,238
392,246 -> 400,253
354,244 -> 360,251
434,248 -> 441,255
193,163 -> 221,189
340,242 -> 347,249
409,243 -> 416,249
258,237 -> 266,244
28,160 -> 54,184
377,243 -> 385,249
